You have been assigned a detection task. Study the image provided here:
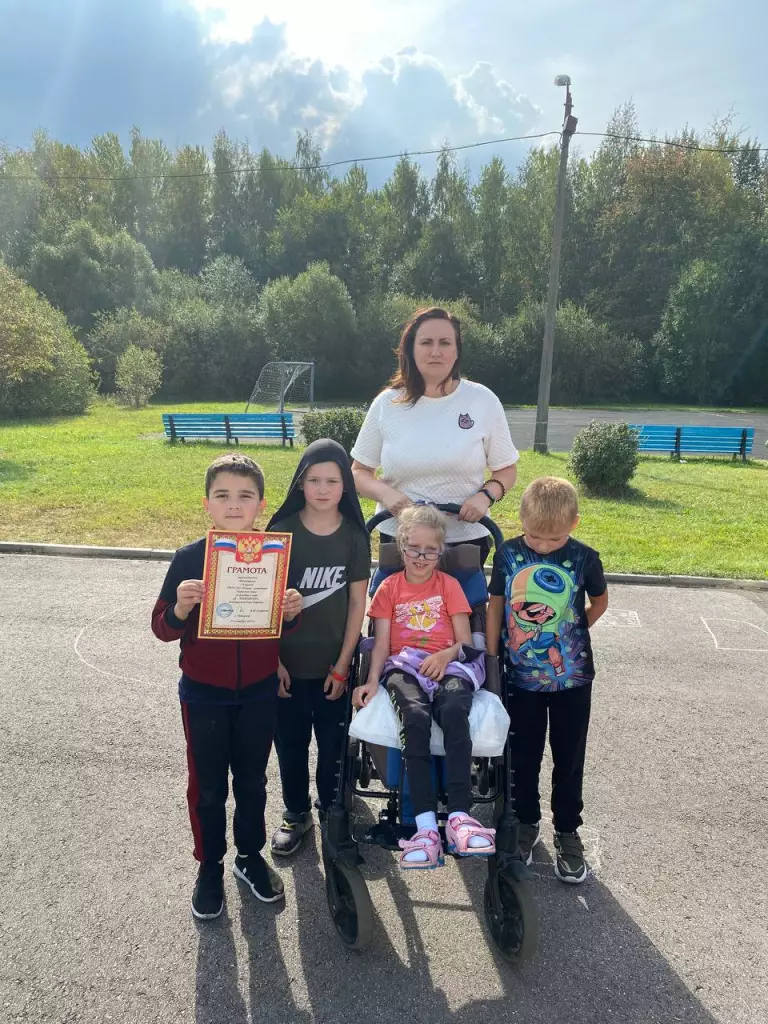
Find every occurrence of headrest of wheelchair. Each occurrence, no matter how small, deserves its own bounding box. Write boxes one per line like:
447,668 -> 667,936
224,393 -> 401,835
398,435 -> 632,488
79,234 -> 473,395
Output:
378,542 -> 482,573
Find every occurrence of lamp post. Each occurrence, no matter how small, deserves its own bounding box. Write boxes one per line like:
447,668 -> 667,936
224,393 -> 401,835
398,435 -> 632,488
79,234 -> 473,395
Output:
533,75 -> 579,453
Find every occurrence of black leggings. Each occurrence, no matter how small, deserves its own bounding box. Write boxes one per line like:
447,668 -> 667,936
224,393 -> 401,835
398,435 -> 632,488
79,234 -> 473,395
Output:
386,671 -> 473,816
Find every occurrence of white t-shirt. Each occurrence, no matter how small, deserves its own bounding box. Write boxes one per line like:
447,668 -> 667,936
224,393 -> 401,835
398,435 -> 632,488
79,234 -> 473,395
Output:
350,379 -> 519,541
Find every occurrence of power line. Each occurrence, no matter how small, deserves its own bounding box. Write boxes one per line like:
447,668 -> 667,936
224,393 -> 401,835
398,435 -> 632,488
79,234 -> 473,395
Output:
0,132 -> 561,182
577,131 -> 768,154
0,130 -> 765,183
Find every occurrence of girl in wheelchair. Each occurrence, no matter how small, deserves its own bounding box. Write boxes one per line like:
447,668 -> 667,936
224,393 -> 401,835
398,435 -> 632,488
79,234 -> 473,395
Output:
352,505 -> 496,868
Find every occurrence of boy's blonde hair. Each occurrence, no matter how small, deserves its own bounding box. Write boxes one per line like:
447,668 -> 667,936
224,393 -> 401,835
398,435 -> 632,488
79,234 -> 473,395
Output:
396,505 -> 447,549
520,477 -> 579,531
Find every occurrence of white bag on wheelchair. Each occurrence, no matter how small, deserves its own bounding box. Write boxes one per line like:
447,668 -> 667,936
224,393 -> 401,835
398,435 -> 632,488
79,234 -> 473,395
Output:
349,686 -> 510,758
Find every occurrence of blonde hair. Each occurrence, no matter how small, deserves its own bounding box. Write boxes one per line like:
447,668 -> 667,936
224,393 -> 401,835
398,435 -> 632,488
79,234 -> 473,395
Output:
520,477 -> 579,532
396,505 -> 447,550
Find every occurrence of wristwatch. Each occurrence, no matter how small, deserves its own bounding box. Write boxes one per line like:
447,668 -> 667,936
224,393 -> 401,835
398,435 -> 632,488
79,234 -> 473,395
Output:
479,487 -> 496,505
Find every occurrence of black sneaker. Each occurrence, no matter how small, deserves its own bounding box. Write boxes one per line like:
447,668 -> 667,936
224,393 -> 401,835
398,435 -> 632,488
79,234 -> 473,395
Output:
233,853 -> 285,903
191,860 -> 224,920
270,812 -> 313,857
517,821 -> 542,865
553,831 -> 588,884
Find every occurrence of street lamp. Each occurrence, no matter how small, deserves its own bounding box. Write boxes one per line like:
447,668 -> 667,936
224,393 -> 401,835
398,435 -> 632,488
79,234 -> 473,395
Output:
533,75 -> 579,453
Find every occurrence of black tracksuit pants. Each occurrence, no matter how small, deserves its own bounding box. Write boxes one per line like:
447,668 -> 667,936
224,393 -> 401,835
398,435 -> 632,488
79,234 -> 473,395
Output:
180,695 -> 277,863
509,682 -> 592,833
275,678 -> 347,815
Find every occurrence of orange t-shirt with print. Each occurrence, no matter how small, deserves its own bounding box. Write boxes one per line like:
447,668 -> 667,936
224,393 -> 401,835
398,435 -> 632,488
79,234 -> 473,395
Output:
368,570 -> 472,657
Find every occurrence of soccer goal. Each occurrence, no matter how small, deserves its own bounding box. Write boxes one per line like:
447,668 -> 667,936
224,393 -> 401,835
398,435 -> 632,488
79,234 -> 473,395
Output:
245,361 -> 315,413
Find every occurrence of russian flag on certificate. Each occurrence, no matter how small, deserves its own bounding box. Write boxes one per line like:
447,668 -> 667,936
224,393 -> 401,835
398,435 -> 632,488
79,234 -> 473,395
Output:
212,536 -> 238,552
261,537 -> 286,553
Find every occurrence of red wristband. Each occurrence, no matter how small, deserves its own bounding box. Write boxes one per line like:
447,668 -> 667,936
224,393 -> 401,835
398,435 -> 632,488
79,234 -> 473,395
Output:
329,665 -> 349,682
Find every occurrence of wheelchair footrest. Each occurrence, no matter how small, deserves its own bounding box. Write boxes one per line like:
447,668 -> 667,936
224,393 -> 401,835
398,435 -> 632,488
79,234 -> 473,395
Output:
355,819 -> 464,857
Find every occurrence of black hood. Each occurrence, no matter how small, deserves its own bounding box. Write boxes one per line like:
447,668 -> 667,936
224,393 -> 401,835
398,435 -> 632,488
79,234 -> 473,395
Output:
267,437 -> 369,550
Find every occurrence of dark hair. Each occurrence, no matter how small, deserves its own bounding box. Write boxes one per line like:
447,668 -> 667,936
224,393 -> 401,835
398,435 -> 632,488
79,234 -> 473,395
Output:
205,453 -> 265,499
388,306 -> 462,405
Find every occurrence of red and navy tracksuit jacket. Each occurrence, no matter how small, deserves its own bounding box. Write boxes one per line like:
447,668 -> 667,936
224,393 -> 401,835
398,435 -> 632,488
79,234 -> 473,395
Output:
151,537 -> 296,704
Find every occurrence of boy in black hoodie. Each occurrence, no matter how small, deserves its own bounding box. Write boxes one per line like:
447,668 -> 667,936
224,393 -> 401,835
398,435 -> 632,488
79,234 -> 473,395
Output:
151,453 -> 302,919
267,439 -> 370,856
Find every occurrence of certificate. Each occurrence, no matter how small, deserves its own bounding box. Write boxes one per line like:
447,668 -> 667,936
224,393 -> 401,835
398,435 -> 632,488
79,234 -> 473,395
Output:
198,531 -> 292,640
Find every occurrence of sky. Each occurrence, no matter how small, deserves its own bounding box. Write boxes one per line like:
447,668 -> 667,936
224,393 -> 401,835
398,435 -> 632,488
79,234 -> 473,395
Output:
0,0 -> 765,180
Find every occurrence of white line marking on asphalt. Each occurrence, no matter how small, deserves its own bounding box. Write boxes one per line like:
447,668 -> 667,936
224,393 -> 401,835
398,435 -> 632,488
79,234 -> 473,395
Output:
700,617 -> 768,652
596,610 -> 641,628
74,605 -> 150,685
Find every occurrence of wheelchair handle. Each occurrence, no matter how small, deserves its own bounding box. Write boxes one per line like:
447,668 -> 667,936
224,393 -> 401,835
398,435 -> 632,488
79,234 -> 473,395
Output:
365,501 -> 504,551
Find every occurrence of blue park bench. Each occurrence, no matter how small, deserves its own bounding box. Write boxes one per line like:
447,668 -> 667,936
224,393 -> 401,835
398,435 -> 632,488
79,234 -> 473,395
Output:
629,424 -> 754,461
162,412 -> 295,447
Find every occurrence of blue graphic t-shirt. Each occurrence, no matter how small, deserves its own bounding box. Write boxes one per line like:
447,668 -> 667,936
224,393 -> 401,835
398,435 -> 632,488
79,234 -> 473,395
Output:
489,536 -> 606,692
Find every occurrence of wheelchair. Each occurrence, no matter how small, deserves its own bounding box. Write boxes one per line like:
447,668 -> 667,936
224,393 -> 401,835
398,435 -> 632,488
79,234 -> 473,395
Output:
321,503 -> 538,962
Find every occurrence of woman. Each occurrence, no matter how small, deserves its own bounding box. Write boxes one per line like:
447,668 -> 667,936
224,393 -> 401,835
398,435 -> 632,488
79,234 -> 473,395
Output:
350,306 -> 518,561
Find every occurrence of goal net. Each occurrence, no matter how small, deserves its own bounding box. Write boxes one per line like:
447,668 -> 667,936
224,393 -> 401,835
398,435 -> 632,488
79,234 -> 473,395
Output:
245,361 -> 315,413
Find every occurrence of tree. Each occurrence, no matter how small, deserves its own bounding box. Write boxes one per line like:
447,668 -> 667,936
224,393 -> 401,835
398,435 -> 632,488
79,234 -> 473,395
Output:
257,263 -> 357,395
473,157 -> 509,320
654,230 -> 768,403
268,166 -> 377,300
504,146 -> 560,307
157,145 -> 211,273
200,255 -> 259,308
0,265 -> 94,416
27,221 -> 158,331
116,345 -> 163,407
374,156 -> 429,280
161,299 -> 269,399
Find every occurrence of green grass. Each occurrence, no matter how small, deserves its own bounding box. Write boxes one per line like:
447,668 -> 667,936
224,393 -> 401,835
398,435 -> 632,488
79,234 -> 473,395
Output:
1,400 -> 766,579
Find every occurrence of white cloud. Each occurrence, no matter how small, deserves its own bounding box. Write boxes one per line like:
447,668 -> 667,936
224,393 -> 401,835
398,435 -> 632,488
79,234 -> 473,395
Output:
190,0 -> 444,73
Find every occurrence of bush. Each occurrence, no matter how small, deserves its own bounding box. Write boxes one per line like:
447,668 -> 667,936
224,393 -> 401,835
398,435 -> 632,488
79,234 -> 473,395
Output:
568,420 -> 640,495
86,308 -> 165,392
0,265 -> 95,417
161,299 -> 268,399
116,345 -> 163,407
301,407 -> 367,456
498,301 -> 644,405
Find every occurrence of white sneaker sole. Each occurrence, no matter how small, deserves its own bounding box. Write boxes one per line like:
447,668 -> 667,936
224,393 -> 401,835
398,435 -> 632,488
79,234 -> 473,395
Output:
233,862 -> 285,903
191,900 -> 223,920
554,861 -> 588,884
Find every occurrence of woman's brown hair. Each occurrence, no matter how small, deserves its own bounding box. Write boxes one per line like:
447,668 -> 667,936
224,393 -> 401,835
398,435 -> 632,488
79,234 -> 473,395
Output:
387,306 -> 462,405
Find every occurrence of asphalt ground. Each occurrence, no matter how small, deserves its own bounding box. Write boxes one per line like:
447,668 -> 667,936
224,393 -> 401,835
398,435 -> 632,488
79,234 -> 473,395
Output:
503,407 -> 768,458
1,554 -> 767,1024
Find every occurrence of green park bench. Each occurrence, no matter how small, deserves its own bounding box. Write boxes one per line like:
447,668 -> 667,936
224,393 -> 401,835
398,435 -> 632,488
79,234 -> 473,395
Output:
629,424 -> 754,462
162,413 -> 295,447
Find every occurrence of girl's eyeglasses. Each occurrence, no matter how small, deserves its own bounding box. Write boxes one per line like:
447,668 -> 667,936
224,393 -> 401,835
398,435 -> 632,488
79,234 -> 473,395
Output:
402,546 -> 441,563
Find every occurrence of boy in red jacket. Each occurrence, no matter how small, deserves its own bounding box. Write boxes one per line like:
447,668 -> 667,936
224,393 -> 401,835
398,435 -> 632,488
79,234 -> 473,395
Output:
151,453 -> 302,920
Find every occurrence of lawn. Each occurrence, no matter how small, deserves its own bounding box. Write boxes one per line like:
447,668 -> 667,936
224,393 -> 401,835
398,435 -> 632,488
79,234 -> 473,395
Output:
1,400 -> 766,579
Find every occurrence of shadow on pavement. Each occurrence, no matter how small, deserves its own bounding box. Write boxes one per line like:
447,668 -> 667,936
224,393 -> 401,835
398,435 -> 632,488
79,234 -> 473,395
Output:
218,830 -> 722,1024
194,897 -> 248,1024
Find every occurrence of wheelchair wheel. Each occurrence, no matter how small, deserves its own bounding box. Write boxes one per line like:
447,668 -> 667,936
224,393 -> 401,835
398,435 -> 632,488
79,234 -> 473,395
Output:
484,871 -> 537,963
325,860 -> 374,950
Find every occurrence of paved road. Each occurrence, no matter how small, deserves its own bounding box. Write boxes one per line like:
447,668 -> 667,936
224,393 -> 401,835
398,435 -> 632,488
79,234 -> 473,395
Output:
504,407 -> 768,458
1,554 -> 767,1024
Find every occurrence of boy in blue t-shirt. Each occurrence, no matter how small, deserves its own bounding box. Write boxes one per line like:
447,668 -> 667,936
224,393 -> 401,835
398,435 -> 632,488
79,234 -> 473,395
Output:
486,476 -> 608,883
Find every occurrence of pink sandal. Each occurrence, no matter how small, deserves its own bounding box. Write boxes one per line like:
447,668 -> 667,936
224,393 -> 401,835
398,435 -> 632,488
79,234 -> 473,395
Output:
398,828 -> 444,870
445,815 -> 496,857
